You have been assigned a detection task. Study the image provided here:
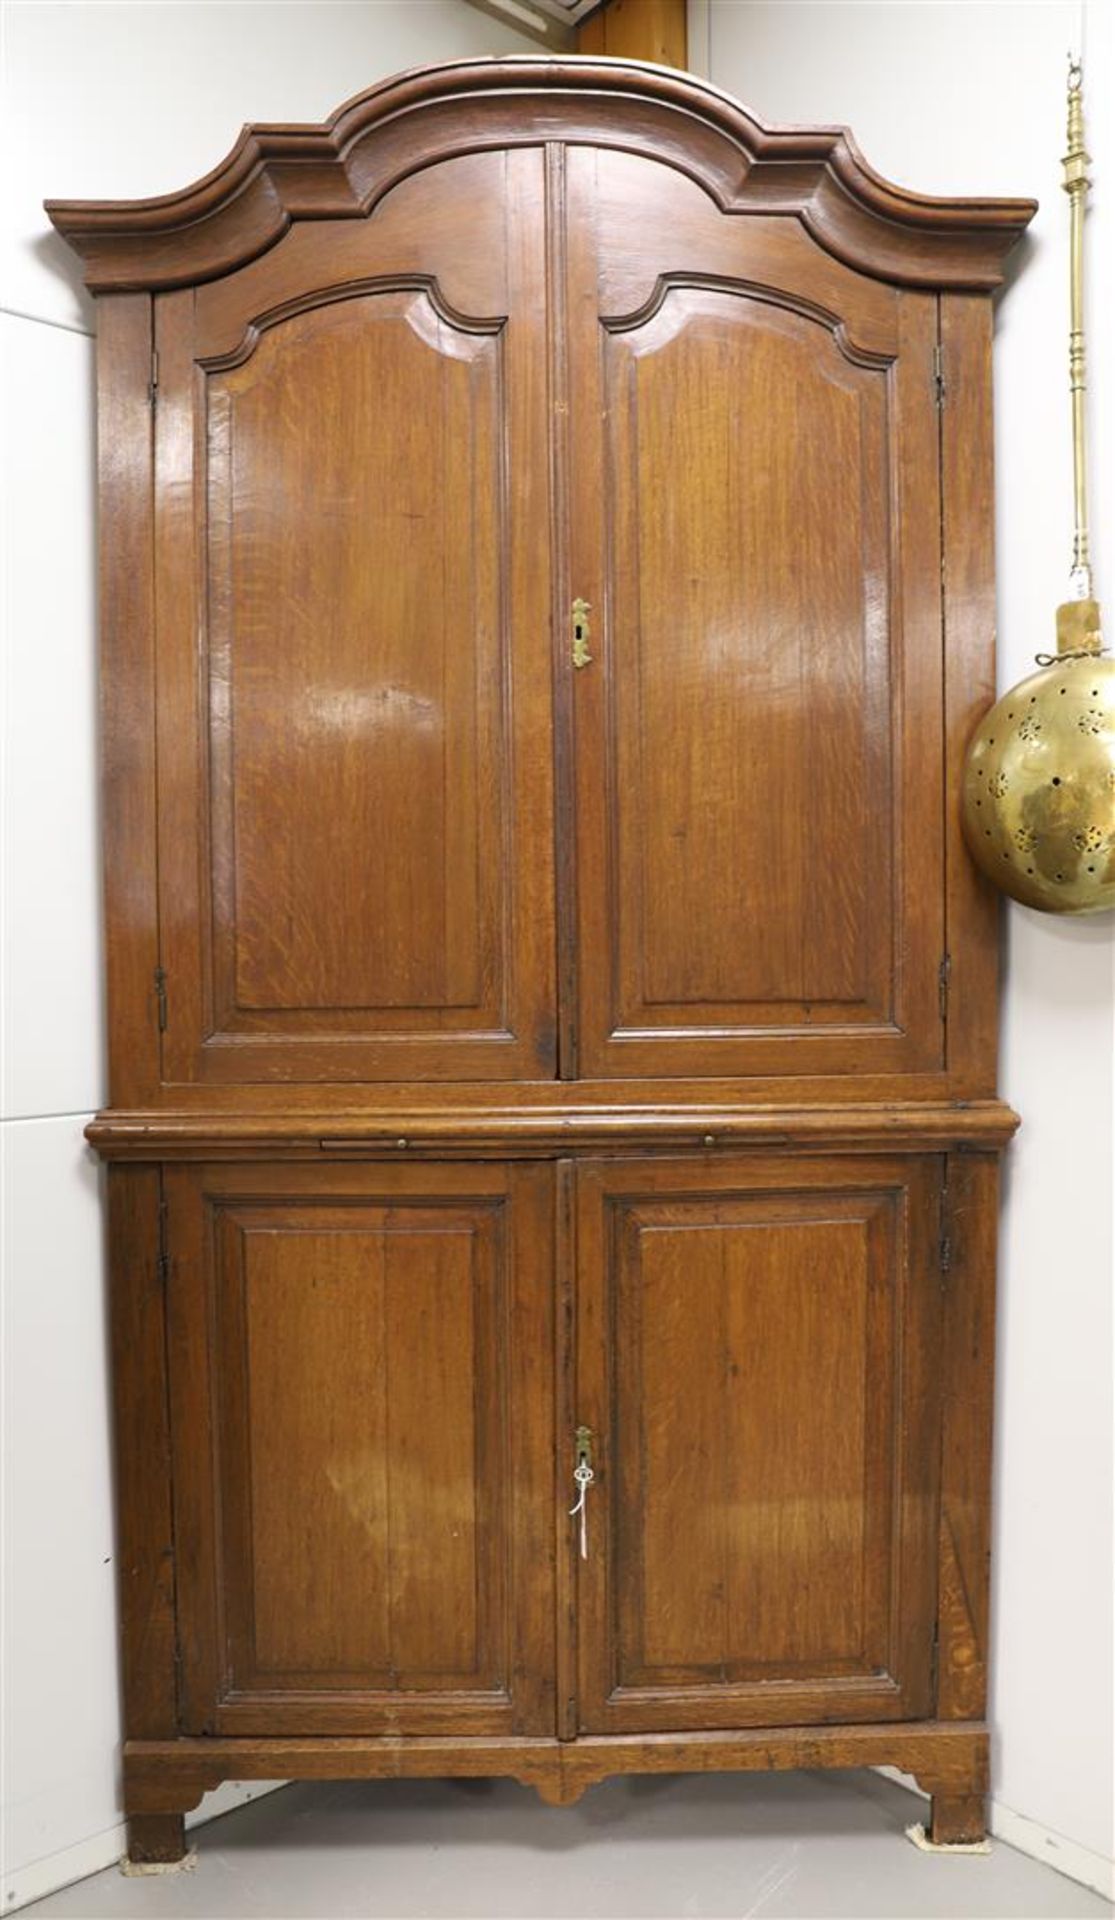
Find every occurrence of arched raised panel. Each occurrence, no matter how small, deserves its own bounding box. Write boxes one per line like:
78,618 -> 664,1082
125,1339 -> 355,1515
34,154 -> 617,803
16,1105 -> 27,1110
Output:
205,289 -> 501,1026
605,285 -> 892,1021
193,152 -> 520,356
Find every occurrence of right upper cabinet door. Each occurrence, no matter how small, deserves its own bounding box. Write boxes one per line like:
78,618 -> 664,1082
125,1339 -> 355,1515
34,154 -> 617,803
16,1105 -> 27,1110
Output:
565,150 -> 944,1079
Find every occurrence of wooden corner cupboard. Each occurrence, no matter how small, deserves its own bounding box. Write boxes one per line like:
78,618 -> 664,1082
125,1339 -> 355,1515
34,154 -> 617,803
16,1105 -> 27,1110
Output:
48,57 -> 1034,1863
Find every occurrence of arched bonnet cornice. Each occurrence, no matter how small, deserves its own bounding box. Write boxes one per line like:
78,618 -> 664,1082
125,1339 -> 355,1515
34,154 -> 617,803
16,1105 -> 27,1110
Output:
46,55 -> 1036,294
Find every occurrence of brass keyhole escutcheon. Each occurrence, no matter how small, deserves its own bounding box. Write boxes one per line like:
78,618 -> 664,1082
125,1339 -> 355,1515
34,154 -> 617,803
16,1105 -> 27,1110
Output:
572,597 -> 593,669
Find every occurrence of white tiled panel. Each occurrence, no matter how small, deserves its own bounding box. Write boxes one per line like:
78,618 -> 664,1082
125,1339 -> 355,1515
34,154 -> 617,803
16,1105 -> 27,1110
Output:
1,1114 -> 118,1904
1,313 -> 103,1121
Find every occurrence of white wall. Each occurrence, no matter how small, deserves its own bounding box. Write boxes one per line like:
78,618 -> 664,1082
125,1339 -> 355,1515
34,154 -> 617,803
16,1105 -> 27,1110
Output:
697,0 -> 1115,1897
0,8 -> 540,1909
3,0 -> 1112,1908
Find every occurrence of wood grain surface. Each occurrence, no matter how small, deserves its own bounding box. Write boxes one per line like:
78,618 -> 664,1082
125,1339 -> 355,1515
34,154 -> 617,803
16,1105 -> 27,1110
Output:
164,1161 -> 555,1738
51,57 -> 1029,1860
573,1155 -> 942,1733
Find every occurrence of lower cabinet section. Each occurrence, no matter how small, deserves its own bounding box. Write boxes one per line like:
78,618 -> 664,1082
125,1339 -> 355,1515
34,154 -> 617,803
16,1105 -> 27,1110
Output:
111,1146 -> 995,1855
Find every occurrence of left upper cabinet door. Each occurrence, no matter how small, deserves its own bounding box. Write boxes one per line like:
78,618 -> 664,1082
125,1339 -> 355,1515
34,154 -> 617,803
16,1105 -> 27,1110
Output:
153,151 -> 556,1083
166,1159 -> 555,1736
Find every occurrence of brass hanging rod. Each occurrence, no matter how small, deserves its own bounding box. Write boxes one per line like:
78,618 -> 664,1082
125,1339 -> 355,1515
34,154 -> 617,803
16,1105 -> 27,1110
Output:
1063,55 -> 1092,599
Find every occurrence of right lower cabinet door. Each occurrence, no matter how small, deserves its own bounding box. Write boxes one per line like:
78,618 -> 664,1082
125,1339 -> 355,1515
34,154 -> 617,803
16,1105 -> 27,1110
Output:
574,1154 -> 944,1733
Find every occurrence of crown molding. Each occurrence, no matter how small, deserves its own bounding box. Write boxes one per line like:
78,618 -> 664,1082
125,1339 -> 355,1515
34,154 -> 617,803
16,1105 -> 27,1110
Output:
46,57 -> 1036,295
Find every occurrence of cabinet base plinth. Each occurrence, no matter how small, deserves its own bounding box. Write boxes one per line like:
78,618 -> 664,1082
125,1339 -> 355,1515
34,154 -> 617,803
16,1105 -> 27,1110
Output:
124,1813 -> 187,1866
124,1722 -> 988,1831
929,1791 -> 988,1847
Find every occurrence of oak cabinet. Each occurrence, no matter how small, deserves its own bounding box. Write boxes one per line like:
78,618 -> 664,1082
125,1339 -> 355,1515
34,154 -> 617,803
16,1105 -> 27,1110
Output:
49,56 -> 1032,1860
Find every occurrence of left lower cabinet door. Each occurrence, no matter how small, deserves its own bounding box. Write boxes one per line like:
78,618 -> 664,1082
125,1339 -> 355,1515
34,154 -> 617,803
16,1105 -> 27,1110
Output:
164,1160 -> 555,1736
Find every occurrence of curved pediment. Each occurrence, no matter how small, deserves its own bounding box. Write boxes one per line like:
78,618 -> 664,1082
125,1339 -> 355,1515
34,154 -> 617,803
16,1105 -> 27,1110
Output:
46,55 -> 1035,294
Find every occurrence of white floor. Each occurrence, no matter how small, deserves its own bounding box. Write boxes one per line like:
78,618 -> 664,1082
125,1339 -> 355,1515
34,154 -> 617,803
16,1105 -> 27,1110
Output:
22,1772 -> 1113,1920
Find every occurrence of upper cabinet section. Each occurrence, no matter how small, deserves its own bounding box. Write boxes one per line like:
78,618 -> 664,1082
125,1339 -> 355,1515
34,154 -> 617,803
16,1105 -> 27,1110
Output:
48,60 -> 1034,1102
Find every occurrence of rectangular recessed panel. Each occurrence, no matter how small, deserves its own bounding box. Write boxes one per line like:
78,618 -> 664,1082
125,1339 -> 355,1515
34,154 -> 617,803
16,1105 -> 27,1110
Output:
623,1212 -> 875,1682
208,293 -> 499,1025
221,1208 -> 496,1691
243,1228 -> 392,1675
382,1228 -> 481,1679
721,1222 -> 868,1670
606,291 -> 890,1023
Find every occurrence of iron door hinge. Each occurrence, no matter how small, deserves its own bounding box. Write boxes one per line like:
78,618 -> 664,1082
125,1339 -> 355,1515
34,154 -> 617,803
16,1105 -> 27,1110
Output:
938,1183 -> 952,1280
154,965 -> 168,1032
157,1194 -> 170,1289
938,952 -> 951,1024
933,342 -> 946,410
173,1637 -> 185,1727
